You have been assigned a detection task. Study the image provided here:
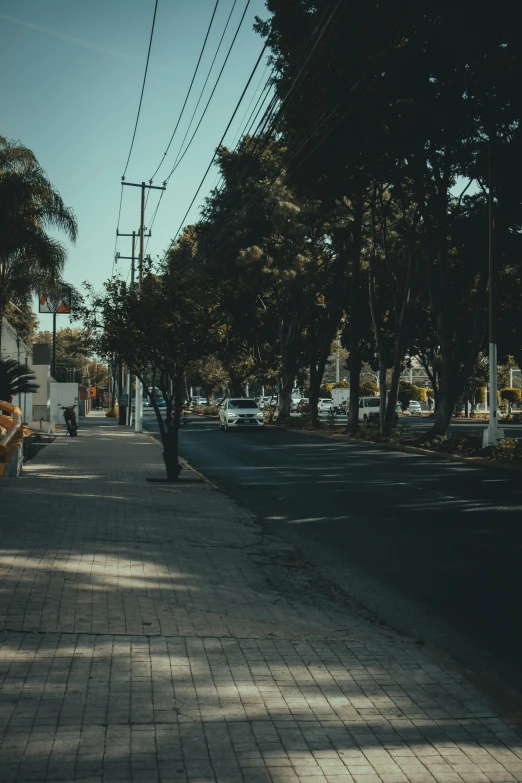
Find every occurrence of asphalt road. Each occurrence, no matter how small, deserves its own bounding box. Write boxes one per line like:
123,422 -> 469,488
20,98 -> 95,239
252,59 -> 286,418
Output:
144,411 -> 522,690
307,411 -> 522,439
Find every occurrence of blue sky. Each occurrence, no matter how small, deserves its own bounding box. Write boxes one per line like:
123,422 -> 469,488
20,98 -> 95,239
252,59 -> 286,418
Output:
1,0 -> 269,326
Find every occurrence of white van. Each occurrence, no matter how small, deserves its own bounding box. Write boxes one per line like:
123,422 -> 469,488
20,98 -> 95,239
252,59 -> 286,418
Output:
358,396 -> 381,422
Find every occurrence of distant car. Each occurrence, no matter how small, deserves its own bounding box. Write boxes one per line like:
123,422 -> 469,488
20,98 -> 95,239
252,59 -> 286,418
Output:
290,398 -> 301,412
156,398 -> 166,408
219,398 -> 265,431
190,397 -> 207,408
257,397 -> 271,409
358,396 -> 381,423
408,400 -> 422,415
143,398 -> 152,408
318,398 -> 334,413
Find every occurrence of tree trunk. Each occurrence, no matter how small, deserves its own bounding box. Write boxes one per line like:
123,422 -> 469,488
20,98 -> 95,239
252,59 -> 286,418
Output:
347,199 -> 364,435
383,355 -> 402,437
309,362 -> 320,428
378,358 -> 387,433
228,374 -> 244,397
162,378 -> 183,480
278,373 -> 293,421
162,432 -> 182,481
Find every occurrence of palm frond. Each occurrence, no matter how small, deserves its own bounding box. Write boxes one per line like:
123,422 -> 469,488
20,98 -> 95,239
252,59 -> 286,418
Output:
0,358 -> 39,401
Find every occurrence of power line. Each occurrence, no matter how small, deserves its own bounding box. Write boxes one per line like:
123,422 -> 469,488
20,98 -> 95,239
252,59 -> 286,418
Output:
198,10 -> 412,266
202,1 -> 338,221
122,0 -> 160,179
142,0 -> 244,255
145,0 -> 254,258
149,0 -> 221,182
170,42 -> 268,246
165,0 -> 251,182
111,183 -> 124,277
163,0 -> 238,182
190,1 -> 343,262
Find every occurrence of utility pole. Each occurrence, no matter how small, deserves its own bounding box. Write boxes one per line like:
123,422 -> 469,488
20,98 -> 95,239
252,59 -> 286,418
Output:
483,142 -> 504,447
117,228 -> 150,426
122,180 -> 165,433
52,312 -> 57,379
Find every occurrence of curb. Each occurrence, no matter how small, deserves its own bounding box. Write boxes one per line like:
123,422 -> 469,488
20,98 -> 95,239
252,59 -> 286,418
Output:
179,456 -> 219,491
145,430 -> 220,490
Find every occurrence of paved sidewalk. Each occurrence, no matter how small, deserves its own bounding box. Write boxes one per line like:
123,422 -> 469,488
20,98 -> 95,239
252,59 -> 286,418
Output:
0,414 -> 521,782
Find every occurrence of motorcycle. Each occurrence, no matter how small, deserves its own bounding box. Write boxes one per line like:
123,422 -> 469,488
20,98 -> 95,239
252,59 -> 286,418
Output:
61,405 -> 78,436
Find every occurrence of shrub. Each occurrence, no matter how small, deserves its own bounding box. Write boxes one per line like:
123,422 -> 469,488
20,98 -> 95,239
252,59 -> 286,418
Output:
332,380 -> 350,389
359,379 -> 379,396
264,404 -> 278,423
505,412 -> 522,424
397,380 -> 423,409
105,406 -> 118,418
320,383 -> 333,396
500,388 -> 522,406
199,404 -> 219,416
492,437 -> 522,463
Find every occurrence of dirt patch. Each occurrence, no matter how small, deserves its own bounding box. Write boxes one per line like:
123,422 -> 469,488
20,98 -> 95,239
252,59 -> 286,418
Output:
23,433 -> 56,464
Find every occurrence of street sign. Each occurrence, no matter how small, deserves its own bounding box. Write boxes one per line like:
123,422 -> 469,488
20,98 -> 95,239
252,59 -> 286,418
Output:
119,394 -> 129,406
39,288 -> 72,314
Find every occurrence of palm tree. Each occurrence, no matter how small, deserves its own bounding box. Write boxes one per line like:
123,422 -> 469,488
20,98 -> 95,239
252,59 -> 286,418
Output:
0,136 -> 78,351
0,358 -> 39,404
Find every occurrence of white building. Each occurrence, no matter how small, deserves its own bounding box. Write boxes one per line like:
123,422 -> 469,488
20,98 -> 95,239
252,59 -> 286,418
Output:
1,317 -> 34,423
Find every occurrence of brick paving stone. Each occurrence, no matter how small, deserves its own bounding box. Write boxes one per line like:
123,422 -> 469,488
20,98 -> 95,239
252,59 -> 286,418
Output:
0,414 -> 521,781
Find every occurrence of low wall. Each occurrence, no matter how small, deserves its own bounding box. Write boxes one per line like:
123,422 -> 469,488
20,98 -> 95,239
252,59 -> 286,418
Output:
0,402 -> 23,478
1,441 -> 23,478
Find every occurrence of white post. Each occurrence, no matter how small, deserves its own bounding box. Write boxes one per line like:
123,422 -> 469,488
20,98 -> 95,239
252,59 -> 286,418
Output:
246,383 -> 249,398
510,368 -> 513,388
483,344 -> 503,446
135,382 -> 142,433
409,366 -> 413,384
127,372 -> 132,426
336,334 -> 340,383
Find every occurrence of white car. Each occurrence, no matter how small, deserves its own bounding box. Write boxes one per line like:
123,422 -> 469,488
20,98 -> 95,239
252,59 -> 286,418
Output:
318,398 -> 334,413
190,396 -> 207,408
358,396 -> 381,422
408,400 -> 423,415
219,398 -> 265,431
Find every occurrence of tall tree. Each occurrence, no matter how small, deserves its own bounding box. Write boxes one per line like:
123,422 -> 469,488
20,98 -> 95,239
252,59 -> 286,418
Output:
89,264 -> 224,481
0,136 -> 77,351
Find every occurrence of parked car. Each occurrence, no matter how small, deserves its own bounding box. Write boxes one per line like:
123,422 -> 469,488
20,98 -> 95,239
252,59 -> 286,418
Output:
156,398 -> 166,408
408,400 -> 423,415
190,396 -> 207,408
318,398 -> 334,413
219,398 -> 265,431
358,396 -> 399,425
358,396 -> 381,422
290,398 -> 302,412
